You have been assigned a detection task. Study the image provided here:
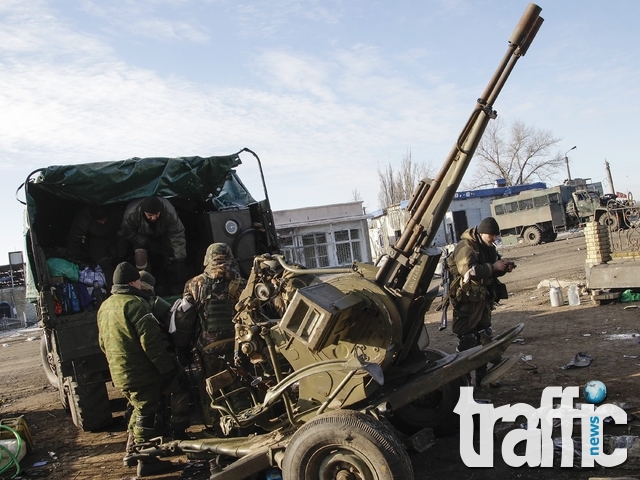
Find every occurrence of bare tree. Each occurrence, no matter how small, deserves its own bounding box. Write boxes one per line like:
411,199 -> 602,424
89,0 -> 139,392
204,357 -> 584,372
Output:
351,189 -> 363,202
377,149 -> 434,209
469,118 -> 564,187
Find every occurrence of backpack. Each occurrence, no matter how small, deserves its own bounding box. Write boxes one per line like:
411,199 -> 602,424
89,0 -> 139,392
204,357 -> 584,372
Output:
202,278 -> 235,333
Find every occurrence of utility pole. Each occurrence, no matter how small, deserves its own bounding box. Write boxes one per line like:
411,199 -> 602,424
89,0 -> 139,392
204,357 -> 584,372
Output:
604,160 -> 615,195
564,146 -> 576,183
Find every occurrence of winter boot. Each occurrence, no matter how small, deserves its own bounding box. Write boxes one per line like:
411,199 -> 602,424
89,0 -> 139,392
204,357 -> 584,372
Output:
137,458 -> 173,477
122,432 -> 137,467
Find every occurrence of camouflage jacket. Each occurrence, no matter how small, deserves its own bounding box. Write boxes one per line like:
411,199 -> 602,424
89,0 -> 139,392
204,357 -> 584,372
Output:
120,197 -> 187,260
447,227 -> 500,303
172,256 -> 246,352
97,284 -> 177,390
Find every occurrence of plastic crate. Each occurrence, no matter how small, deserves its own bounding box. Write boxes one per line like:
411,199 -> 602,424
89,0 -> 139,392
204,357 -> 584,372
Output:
0,417 -> 34,452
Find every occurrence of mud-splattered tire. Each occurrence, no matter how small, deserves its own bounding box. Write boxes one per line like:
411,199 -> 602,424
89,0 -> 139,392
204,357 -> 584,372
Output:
390,348 -> 469,436
523,226 -> 542,245
543,231 -> 557,243
282,410 -> 413,480
40,336 -> 58,387
67,377 -> 112,431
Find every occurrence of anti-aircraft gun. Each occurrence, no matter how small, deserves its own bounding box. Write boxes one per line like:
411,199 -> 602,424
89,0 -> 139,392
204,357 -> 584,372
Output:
133,4 -> 544,479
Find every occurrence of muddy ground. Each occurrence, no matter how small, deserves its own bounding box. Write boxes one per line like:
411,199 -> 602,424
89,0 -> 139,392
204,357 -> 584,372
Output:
1,233 -> 640,480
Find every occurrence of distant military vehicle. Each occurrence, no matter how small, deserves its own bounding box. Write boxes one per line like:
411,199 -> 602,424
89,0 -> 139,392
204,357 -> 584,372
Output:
17,150 -> 279,431
491,184 -> 636,245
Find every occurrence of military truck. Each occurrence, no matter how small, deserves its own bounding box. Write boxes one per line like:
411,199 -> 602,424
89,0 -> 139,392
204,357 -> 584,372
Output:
490,184 -> 635,245
17,149 -> 279,431
120,5 -> 542,479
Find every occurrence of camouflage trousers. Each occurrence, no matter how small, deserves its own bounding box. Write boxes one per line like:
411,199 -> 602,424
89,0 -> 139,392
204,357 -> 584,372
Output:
123,383 -> 190,443
450,299 -> 492,337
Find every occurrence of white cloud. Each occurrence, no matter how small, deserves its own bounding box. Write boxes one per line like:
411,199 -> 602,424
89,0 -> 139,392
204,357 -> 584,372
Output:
78,0 -> 210,43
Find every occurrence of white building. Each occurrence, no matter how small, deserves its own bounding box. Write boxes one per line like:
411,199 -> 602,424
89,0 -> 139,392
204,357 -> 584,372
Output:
273,202 -> 372,268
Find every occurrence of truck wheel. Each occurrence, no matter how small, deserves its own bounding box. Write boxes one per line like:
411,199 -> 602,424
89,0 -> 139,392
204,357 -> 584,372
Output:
543,231 -> 557,243
389,348 -> 468,436
40,335 -> 70,411
67,377 -> 112,431
599,213 -> 619,231
40,336 -> 59,387
282,410 -> 413,480
523,226 -> 542,245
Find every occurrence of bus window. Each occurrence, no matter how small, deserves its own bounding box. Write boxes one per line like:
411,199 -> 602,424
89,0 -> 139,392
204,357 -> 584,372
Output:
494,204 -> 505,215
505,201 -> 518,213
533,195 -> 549,207
518,199 -> 534,210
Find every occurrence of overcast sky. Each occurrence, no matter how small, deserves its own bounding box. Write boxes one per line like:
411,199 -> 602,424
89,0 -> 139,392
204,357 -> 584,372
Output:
2,0 -> 639,259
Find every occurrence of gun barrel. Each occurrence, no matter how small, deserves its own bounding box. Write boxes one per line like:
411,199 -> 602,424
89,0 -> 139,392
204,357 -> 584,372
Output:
375,4 -> 542,293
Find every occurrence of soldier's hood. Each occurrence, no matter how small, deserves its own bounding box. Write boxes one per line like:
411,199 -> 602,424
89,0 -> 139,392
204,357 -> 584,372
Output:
460,227 -> 478,243
204,257 -> 242,279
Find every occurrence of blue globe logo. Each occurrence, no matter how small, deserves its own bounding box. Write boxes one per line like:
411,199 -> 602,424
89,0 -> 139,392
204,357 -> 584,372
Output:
583,380 -> 607,404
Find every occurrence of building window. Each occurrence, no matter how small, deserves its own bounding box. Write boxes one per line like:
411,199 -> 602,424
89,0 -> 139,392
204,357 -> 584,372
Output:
302,233 -> 329,268
334,229 -> 362,265
278,234 -> 296,263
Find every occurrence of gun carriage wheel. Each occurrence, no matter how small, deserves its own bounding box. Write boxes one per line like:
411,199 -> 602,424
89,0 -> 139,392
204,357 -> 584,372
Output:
281,410 -> 413,480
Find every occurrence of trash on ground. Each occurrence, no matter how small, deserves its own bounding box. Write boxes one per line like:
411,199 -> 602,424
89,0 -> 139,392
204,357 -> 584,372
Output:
520,353 -> 537,370
561,352 -> 594,370
606,334 -> 638,341
621,289 -> 640,303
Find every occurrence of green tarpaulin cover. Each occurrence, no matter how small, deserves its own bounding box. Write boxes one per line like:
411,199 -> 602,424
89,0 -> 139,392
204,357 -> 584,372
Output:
27,154 -> 244,204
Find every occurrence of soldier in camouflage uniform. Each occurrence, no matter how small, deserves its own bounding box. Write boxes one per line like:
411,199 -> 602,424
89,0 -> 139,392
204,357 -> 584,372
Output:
171,243 -> 246,427
97,262 -> 185,477
447,217 -> 515,387
137,270 -> 190,440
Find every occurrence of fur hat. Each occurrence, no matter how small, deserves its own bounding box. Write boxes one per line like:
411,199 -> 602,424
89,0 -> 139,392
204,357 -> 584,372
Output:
139,270 -> 156,293
113,262 -> 140,285
478,217 -> 500,235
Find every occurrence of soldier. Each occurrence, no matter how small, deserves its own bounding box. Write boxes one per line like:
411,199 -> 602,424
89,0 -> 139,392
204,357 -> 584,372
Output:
120,196 -> 188,294
447,217 -> 515,387
67,204 -> 126,288
137,270 -> 191,440
97,262 -> 185,477
171,243 -> 246,427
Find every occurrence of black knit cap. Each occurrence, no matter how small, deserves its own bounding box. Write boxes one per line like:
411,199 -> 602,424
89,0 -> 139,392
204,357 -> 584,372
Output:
141,196 -> 163,214
113,262 -> 140,285
478,217 -> 500,235
89,205 -> 109,220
